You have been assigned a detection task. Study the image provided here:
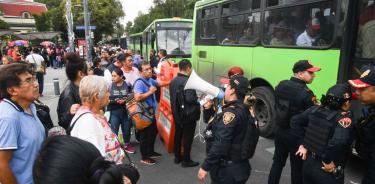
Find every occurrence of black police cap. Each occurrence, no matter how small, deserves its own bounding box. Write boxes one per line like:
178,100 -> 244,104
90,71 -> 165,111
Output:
229,75 -> 250,97
326,83 -> 351,100
349,67 -> 375,88
292,60 -> 321,73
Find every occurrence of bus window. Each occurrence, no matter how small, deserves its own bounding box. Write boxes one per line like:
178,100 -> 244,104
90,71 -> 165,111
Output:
200,19 -> 219,39
238,12 -> 261,45
222,0 -> 251,16
252,0 -> 261,9
267,0 -> 309,7
356,0 -> 375,60
221,14 -> 245,45
202,7 -> 218,19
157,29 -> 192,56
197,7 -> 220,45
220,12 -> 261,46
263,1 -> 337,48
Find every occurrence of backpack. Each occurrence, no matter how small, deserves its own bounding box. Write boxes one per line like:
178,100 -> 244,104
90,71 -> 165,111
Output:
176,84 -> 201,122
127,78 -> 155,130
239,106 -> 260,159
34,100 -> 54,134
66,112 -> 90,135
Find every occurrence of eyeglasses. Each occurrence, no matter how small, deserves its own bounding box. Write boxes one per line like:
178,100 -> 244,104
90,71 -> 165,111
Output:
21,76 -> 37,85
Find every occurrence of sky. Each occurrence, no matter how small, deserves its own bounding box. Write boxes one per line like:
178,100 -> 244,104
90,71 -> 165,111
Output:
120,0 -> 154,25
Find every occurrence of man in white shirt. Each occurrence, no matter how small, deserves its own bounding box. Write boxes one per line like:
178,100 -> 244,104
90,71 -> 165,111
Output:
154,49 -> 168,74
296,18 -> 321,46
121,54 -> 141,87
25,48 -> 45,96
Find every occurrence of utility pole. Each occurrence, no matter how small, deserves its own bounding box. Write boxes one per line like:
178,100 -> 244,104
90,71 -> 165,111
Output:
65,0 -> 75,52
83,0 -> 92,63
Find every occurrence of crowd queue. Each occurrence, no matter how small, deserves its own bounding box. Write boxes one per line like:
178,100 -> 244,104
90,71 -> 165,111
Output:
0,43 -> 375,184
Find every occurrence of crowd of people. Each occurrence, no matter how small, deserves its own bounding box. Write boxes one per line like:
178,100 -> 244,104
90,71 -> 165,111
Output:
1,41 -> 375,184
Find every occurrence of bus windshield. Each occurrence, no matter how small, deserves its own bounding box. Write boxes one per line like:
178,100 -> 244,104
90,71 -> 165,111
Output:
157,29 -> 192,56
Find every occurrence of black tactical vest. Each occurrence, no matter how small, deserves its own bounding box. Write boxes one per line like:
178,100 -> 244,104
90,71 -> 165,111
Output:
303,106 -> 338,156
274,80 -> 306,129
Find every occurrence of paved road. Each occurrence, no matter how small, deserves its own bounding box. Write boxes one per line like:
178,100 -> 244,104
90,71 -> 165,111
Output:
40,68 -> 365,184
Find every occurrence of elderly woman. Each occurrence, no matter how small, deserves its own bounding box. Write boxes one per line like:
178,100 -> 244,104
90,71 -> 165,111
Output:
70,75 -> 125,163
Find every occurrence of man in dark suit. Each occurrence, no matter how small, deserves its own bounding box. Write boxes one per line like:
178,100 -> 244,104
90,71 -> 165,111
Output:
170,59 -> 201,167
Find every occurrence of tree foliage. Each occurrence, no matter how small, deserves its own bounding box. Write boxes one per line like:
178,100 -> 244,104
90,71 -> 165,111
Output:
34,0 -> 124,43
124,21 -> 133,34
0,19 -> 9,29
128,0 -> 198,34
33,12 -> 52,31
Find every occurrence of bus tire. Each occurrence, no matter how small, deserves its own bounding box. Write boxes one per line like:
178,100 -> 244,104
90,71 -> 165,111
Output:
251,86 -> 276,138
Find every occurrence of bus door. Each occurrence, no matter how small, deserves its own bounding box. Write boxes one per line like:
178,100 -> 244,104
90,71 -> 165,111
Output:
339,0 -> 375,132
195,6 -> 220,83
340,0 -> 375,81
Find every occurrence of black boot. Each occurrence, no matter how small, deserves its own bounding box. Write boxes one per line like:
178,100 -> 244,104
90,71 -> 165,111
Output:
181,160 -> 199,168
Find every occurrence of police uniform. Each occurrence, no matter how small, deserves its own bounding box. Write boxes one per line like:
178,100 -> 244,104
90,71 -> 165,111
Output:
357,106 -> 375,184
348,68 -> 375,184
291,84 -> 354,184
203,100 -> 251,184
269,60 -> 320,184
201,76 -> 254,184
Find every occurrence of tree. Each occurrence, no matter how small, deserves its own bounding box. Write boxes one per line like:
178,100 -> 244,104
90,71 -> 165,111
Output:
124,21 -> 133,34
35,0 -> 61,9
0,19 -> 9,29
127,0 -> 199,34
34,0 -> 125,43
132,13 -> 152,33
33,12 -> 52,31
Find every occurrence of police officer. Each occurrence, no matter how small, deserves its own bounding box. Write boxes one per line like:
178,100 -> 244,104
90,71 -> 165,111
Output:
348,67 -> 375,184
268,60 -> 320,184
203,66 -> 245,123
197,75 -> 253,184
291,84 -> 354,184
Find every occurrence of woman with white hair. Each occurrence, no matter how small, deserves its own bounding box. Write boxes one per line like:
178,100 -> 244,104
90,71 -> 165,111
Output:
70,75 -> 125,163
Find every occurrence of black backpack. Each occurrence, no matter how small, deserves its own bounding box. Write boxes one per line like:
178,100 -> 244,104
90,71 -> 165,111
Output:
34,100 -> 54,133
239,106 -> 260,159
176,85 -> 201,122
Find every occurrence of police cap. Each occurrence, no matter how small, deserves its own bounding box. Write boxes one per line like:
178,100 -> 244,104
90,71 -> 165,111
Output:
326,83 -> 351,101
293,60 -> 321,73
229,75 -> 250,98
220,66 -> 245,85
349,67 -> 375,88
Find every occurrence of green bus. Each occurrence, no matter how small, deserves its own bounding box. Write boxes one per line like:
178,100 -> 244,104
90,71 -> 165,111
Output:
192,0 -> 375,137
128,18 -> 193,62
127,32 -> 143,53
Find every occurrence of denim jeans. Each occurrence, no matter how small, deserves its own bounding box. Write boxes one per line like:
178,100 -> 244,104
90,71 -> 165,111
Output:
109,109 -> 131,144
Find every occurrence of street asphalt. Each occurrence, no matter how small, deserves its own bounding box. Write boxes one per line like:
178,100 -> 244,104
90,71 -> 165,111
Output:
40,67 -> 364,184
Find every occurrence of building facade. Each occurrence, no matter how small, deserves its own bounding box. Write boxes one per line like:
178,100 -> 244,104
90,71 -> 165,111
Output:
0,0 -> 47,32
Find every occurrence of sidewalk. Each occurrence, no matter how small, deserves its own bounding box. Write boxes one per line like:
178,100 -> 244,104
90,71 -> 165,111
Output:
39,67 -> 67,124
